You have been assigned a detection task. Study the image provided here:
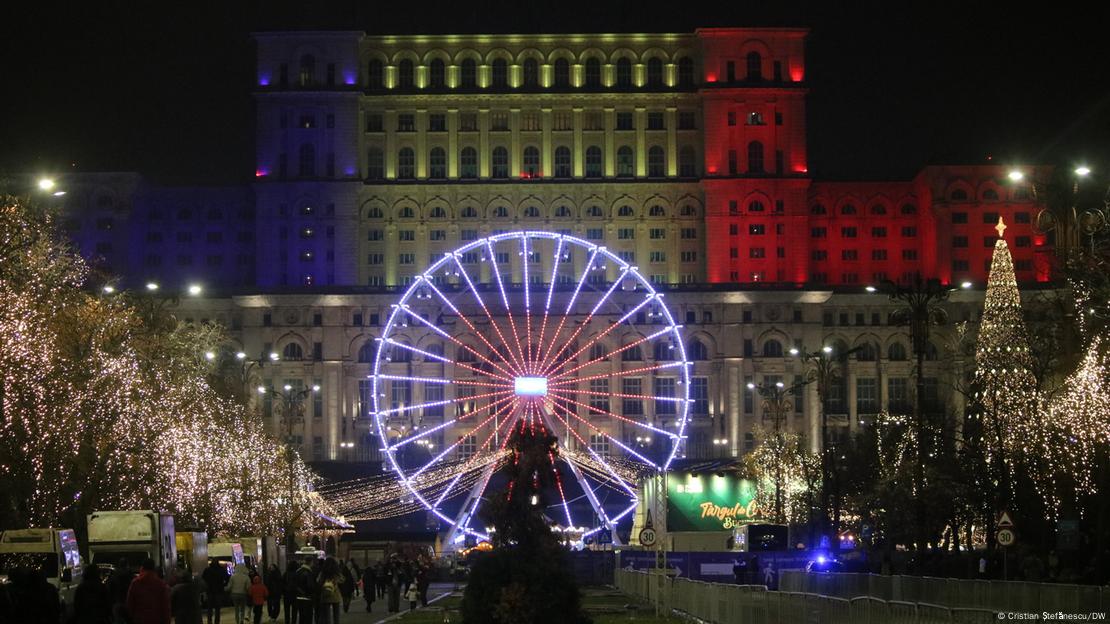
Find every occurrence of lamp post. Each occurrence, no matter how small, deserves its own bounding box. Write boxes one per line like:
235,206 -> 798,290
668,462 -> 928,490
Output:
1009,166 -> 1108,261
258,382 -> 320,552
873,275 -> 960,550
790,344 -> 854,548
746,379 -> 808,524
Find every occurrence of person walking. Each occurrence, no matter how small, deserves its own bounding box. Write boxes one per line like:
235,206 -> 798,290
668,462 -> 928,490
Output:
281,562 -> 299,624
346,562 -> 360,598
292,558 -> 317,624
125,558 -> 171,624
375,562 -> 387,600
201,561 -> 229,624
404,583 -> 418,612
315,558 -> 343,624
264,564 -> 284,623
109,558 -> 135,624
73,566 -> 112,624
248,575 -> 269,624
415,567 -> 429,608
337,561 -> 353,614
170,570 -> 203,624
359,566 -> 375,613
227,565 -> 252,624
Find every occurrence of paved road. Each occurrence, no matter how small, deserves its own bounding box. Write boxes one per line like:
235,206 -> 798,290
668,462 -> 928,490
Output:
203,583 -> 459,624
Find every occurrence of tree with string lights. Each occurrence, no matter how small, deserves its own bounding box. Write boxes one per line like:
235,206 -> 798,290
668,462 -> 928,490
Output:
0,195 -> 331,540
462,417 -> 589,624
966,217 -> 1041,543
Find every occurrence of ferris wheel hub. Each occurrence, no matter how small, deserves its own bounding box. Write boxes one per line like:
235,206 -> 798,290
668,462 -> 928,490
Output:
514,376 -> 548,396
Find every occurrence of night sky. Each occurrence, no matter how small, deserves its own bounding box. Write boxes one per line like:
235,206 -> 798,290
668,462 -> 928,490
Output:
3,1 -> 1109,185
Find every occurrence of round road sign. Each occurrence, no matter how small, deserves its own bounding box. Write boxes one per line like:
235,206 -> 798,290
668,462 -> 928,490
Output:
997,528 -> 1016,547
639,527 -> 657,547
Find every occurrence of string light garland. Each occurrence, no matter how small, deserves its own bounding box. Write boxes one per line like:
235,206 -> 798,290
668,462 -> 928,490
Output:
0,196 -> 332,538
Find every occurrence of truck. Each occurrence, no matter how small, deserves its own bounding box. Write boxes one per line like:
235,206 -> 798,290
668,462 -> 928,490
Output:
174,531 -> 208,576
87,511 -> 176,579
207,541 -> 244,575
0,528 -> 82,612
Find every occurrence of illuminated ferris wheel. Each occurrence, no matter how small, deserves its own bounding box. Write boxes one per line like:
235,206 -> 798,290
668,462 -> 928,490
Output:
371,231 -> 690,547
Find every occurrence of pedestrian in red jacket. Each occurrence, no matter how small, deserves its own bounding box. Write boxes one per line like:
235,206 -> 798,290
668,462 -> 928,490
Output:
248,575 -> 269,624
125,559 -> 170,624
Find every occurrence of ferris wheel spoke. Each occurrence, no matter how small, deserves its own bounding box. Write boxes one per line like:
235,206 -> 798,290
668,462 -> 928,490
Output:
374,373 -> 514,391
485,239 -> 530,371
547,450 -> 575,527
555,293 -> 658,369
374,388 -> 513,419
532,236 -> 565,371
415,278 -> 523,378
549,326 -> 675,381
434,405 -> 519,508
400,304 -> 518,381
538,265 -> 629,377
535,246 -> 600,373
545,388 -> 679,440
449,253 -> 528,375
544,398 -> 660,469
548,361 -> 688,386
541,400 -> 639,496
407,398 -> 517,481
521,237 -> 535,373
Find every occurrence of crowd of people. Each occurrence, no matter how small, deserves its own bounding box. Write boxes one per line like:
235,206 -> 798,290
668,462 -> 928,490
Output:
0,549 -> 437,624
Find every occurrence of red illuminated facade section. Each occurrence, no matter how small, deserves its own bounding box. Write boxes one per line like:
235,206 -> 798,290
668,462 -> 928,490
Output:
697,29 -> 1050,287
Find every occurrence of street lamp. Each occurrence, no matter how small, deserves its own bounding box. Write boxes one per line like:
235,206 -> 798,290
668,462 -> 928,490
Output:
187,284 -> 203,296
792,344 -> 857,549
268,382 -> 321,552
37,178 -> 55,191
746,378 -> 808,524
875,274 -> 952,550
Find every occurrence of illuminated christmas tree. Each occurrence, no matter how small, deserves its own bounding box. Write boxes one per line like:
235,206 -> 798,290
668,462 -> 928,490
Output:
1040,336 -> 1110,517
968,217 -> 1040,505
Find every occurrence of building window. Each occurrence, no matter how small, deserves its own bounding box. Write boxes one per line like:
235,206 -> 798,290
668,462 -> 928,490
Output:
616,58 -> 632,87
459,147 -> 478,178
678,111 -> 696,130
397,148 -> 415,179
746,51 -> 762,80
492,146 -> 509,178
647,112 -> 665,130
367,60 -> 384,89
459,58 -> 477,87
428,113 -> 446,132
677,57 -> 694,86
299,54 -> 315,85
553,58 -> 570,87
679,146 -> 697,177
647,146 -> 665,177
585,58 -> 601,87
298,143 -> 315,177
429,58 -> 445,88
616,112 -> 634,130
747,142 -> 764,173
397,59 -> 414,88
622,378 -> 643,415
491,59 -> 508,87
522,146 -> 540,177
617,146 -> 634,176
523,58 -> 539,87
585,146 -> 603,177
554,146 -> 572,178
646,57 -> 664,86
429,147 -> 446,178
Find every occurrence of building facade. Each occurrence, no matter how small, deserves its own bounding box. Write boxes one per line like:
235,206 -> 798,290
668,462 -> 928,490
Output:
56,28 -> 1053,466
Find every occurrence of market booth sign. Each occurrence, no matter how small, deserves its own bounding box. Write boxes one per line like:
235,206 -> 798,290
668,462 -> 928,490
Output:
666,473 -> 760,531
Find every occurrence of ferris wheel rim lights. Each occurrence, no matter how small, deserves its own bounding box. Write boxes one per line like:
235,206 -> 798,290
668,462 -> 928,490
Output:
371,231 -> 691,543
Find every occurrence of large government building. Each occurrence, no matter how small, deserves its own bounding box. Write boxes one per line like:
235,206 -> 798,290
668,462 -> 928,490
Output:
55,28 -> 1052,468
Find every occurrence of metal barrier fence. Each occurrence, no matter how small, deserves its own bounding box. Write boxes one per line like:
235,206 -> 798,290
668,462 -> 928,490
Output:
778,571 -> 1108,614
616,569 -> 1010,624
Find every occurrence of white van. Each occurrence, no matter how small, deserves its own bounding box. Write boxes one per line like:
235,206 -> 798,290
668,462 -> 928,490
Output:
0,528 -> 82,610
